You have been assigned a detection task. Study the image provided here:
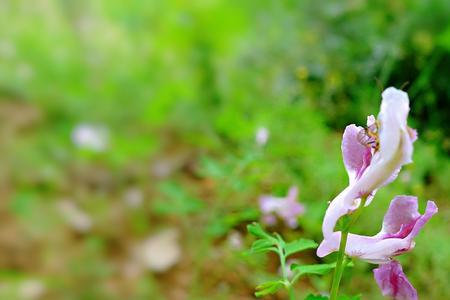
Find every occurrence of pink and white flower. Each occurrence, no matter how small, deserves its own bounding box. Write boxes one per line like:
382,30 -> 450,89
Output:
259,186 -> 305,228
317,196 -> 438,263
321,87 -> 417,238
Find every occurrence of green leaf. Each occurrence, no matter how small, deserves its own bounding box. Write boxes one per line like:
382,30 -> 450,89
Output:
254,280 -> 285,297
338,295 -> 361,300
285,239 -> 318,257
291,263 -> 336,277
292,260 -> 354,279
250,239 -> 278,254
304,294 -> 328,300
247,223 -> 272,240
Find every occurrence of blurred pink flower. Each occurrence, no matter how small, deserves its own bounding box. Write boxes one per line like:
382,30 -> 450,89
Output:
321,87 -> 417,238
317,196 -> 438,263
374,260 -> 418,300
259,186 -> 305,228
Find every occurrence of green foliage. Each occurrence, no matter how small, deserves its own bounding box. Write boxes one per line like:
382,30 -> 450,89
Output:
285,239 -> 319,257
248,223 -> 317,258
248,223 -> 323,298
255,280 -> 285,297
292,263 -> 337,277
304,295 -> 329,300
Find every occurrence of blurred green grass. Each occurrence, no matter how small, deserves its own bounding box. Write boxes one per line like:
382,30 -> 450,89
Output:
0,0 -> 449,299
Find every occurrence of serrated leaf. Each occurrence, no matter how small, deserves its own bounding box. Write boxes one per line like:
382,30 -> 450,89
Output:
250,239 -> 278,254
247,223 -> 272,240
254,280 -> 285,297
304,294 -> 328,300
285,239 -> 318,256
291,263 -> 336,277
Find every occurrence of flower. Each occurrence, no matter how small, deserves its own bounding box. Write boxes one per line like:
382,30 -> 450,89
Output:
255,126 -> 269,146
317,196 -> 438,263
374,260 -> 418,300
72,123 -> 108,152
227,230 -> 244,250
259,186 -> 305,228
321,87 -> 417,238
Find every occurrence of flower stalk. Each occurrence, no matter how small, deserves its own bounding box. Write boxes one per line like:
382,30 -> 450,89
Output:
277,242 -> 295,300
330,228 -> 348,300
330,197 -> 367,300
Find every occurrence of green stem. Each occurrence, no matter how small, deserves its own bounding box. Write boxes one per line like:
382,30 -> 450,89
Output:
288,286 -> 295,300
278,243 -> 295,300
329,197 -> 367,300
329,229 -> 349,300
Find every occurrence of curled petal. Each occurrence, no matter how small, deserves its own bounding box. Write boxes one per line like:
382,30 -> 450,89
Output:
342,124 -> 369,183
374,260 -> 418,300
348,88 -> 413,201
380,196 -> 421,236
321,187 -> 357,238
317,198 -> 437,262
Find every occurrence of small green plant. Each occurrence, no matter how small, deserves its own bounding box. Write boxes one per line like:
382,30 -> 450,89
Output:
247,223 -> 354,300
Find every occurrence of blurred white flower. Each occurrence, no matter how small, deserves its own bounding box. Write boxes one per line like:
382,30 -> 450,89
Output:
134,228 -> 181,273
255,126 -> 269,146
123,187 -> 143,208
72,123 -> 108,152
227,230 -> 243,250
19,279 -> 45,300
57,200 -> 92,233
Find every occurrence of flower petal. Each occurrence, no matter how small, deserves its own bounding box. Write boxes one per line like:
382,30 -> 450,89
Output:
347,87 -> 413,201
405,200 -> 438,240
373,260 -> 418,300
380,196 -> 421,235
259,186 -> 305,228
321,186 -> 357,238
317,231 -> 411,263
341,124 -> 369,183
259,196 -> 283,213
317,198 -> 438,262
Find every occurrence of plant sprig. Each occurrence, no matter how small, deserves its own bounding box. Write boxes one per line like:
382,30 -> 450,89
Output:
247,223 -> 357,299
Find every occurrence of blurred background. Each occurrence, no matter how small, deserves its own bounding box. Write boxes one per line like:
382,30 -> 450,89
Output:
0,0 -> 449,299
